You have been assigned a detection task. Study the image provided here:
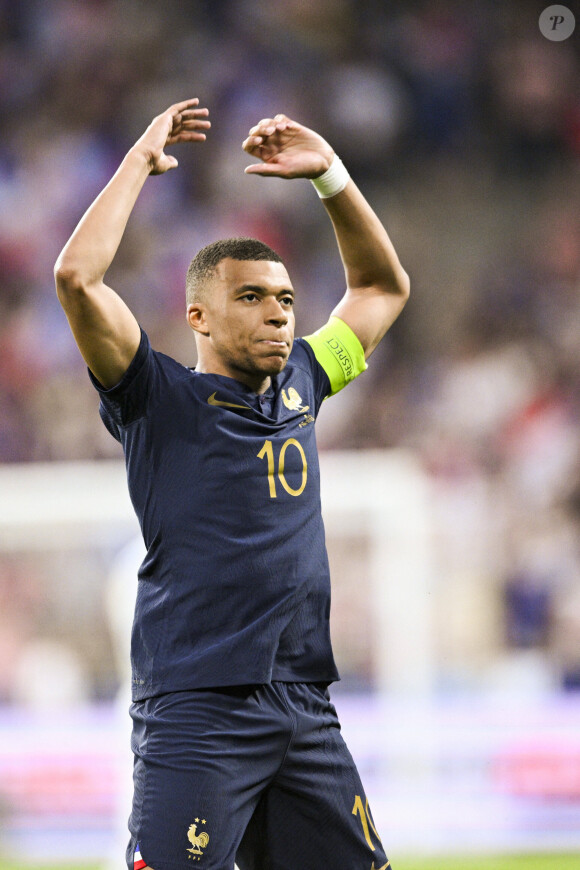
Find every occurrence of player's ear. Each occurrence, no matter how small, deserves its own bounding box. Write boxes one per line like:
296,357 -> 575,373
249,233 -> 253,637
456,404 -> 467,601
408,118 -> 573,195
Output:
187,302 -> 210,336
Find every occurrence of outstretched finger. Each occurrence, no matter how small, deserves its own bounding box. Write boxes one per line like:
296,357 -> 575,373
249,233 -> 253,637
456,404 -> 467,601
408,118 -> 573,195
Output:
244,162 -> 288,177
167,130 -> 209,145
171,97 -> 201,113
170,115 -> 210,139
178,118 -> 211,132
180,107 -> 210,119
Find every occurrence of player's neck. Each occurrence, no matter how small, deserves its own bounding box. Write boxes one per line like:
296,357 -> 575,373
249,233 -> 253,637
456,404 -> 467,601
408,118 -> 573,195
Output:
197,359 -> 272,394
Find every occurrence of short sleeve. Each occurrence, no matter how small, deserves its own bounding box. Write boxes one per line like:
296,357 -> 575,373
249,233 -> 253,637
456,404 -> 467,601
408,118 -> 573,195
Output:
88,328 -> 192,439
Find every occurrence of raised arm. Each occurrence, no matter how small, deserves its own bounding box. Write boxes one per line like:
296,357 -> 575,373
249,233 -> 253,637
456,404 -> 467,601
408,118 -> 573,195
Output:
242,115 -> 409,358
54,99 -> 210,388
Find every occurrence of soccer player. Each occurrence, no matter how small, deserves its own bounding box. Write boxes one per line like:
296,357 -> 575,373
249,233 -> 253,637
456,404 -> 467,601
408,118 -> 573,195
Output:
54,98 -> 409,870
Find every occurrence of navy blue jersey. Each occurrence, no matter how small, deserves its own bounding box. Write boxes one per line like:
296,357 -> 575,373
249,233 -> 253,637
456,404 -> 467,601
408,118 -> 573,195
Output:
92,330 -> 342,699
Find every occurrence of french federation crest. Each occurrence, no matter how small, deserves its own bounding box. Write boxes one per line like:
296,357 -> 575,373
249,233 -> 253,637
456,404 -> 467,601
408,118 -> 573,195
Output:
187,819 -> 210,861
282,387 -> 309,412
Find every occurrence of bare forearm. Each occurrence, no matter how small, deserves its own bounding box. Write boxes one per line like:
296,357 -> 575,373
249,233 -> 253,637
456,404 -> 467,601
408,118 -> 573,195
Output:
322,179 -> 409,298
241,112 -> 410,357
55,148 -> 150,289
53,99 -> 209,388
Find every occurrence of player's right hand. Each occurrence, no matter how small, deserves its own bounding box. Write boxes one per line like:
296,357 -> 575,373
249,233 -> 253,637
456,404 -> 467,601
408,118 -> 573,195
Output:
132,99 -> 210,175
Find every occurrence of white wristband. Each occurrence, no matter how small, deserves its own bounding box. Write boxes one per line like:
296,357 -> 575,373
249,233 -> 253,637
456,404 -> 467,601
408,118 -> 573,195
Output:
311,155 -> 350,199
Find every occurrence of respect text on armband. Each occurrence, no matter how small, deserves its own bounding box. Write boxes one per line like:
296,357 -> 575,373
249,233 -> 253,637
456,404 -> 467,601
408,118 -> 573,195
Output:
325,336 -> 354,380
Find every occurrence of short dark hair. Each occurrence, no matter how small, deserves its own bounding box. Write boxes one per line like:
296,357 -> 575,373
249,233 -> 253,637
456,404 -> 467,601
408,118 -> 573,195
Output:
186,237 -> 284,305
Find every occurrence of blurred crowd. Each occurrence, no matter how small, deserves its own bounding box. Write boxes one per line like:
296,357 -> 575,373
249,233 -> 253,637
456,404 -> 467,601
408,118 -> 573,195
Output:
1,0 -> 580,700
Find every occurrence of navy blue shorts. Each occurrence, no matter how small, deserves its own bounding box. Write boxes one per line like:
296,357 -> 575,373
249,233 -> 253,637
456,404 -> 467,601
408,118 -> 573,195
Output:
126,681 -> 391,870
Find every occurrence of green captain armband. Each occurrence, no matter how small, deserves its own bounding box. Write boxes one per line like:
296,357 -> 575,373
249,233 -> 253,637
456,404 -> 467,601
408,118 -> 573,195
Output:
303,316 -> 368,396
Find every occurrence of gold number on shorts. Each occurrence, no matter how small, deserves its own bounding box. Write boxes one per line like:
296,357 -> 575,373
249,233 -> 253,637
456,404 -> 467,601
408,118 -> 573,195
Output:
257,438 -> 307,498
352,794 -> 382,850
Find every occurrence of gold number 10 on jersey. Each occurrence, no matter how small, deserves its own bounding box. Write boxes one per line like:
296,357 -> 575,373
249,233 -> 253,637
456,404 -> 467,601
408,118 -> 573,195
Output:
257,438 -> 308,498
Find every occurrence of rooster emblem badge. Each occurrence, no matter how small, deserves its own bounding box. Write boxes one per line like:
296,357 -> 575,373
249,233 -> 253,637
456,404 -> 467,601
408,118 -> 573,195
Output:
282,387 -> 309,412
187,820 -> 209,861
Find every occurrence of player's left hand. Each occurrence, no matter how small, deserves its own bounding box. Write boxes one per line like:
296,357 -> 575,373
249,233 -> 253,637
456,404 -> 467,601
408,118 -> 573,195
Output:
242,115 -> 334,179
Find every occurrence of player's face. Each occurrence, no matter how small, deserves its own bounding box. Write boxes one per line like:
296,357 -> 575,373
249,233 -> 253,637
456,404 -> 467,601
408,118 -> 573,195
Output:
188,258 -> 296,386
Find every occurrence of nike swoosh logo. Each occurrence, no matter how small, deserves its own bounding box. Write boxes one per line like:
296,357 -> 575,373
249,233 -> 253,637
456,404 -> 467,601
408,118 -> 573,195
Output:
371,863 -> 390,870
207,392 -> 250,410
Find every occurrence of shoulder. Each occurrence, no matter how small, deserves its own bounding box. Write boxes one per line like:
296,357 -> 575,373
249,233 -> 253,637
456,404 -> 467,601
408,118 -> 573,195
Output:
288,337 -> 318,373
90,329 -> 192,397
90,329 -> 196,430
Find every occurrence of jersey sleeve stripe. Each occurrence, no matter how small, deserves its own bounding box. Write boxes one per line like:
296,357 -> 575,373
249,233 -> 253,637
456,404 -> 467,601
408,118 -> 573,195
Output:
302,316 -> 368,396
